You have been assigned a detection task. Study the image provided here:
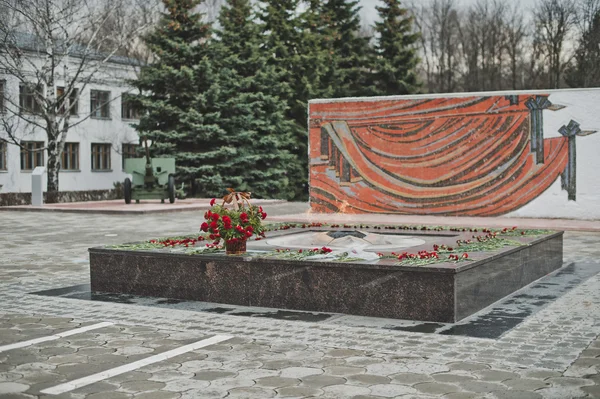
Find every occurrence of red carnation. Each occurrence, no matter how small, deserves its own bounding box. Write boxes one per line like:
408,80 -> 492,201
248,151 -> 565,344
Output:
205,210 -> 212,219
200,222 -> 209,232
462,253 -> 469,259
261,212 -> 267,220
210,221 -> 218,230
246,226 -> 254,234
211,213 -> 220,221
210,198 -> 216,206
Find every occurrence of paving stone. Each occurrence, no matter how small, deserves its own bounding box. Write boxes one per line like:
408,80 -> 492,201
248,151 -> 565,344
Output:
346,374 -> 390,385
323,366 -> 365,376
321,384 -> 371,397
254,376 -> 300,388
279,367 -> 323,379
390,373 -> 433,385
87,392 -> 132,399
300,374 -> 346,389
432,373 -> 476,383
326,349 -> 364,357
133,392 -> 181,399
76,346 -> 117,356
448,362 -> 490,372
72,381 -> 120,394
580,348 -> 600,357
502,378 -> 548,390
459,380 -> 506,393
276,386 -> 323,397
0,393 -> 37,399
261,360 -> 303,370
581,384 -> 600,396
441,393 -> 480,399
546,376 -> 594,387
109,371 -> 154,383
345,357 -> 385,367
192,370 -> 236,381
227,386 -> 276,398
414,382 -> 460,395
489,391 -> 543,399
521,369 -> 561,379
163,378 -> 210,392
0,382 -> 29,394
120,380 -> 166,393
535,386 -> 588,398
0,372 -> 23,382
369,383 -> 417,397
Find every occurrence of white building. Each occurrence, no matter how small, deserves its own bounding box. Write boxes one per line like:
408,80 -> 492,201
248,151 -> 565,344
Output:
0,48 -> 141,194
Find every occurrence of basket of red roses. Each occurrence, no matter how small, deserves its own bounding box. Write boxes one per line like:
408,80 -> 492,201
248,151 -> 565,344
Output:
200,189 -> 267,255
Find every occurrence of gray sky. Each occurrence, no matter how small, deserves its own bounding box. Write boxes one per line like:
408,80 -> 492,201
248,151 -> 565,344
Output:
358,0 -> 539,24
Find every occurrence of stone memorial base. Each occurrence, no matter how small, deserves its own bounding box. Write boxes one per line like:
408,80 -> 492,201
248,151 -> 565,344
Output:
89,228 -> 563,322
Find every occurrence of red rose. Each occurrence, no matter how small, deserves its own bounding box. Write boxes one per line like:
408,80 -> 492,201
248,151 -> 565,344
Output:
462,253 -> 469,259
212,213 -> 220,221
210,221 -> 218,230
210,198 -> 216,206
222,215 -> 231,224
261,212 -> 267,220
246,226 -> 254,233
204,210 -> 212,219
200,222 -> 209,232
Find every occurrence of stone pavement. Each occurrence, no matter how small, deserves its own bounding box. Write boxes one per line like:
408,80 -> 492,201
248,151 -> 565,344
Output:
0,198 -> 286,215
0,203 -> 599,399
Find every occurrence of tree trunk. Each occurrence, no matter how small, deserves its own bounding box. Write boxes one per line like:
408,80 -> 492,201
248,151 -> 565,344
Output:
46,128 -> 60,204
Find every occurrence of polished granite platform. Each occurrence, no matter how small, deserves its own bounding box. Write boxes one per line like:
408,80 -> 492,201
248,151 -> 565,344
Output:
89,227 -> 563,323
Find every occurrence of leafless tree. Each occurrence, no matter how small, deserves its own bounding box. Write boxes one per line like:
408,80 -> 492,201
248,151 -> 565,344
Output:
0,0 -> 155,200
534,0 -> 577,88
505,3 -> 528,89
411,0 -> 461,93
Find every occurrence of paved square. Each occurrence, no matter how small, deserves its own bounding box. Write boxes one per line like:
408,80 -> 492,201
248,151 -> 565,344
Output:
0,205 -> 598,398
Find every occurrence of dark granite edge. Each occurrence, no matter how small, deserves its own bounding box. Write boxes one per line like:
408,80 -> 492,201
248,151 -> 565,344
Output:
88,246 -> 463,274
452,231 -> 564,273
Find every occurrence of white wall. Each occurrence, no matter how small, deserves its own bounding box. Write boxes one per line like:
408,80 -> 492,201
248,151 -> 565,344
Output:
505,90 -> 600,220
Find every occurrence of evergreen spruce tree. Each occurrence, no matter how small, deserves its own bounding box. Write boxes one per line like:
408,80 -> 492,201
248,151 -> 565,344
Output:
130,0 -> 228,196
320,0 -> 378,97
256,0 -> 309,200
296,1 -> 334,104
210,0 -> 300,199
372,0 -> 420,95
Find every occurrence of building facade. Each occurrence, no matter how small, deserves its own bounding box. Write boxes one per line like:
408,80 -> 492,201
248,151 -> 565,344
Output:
0,59 -> 140,194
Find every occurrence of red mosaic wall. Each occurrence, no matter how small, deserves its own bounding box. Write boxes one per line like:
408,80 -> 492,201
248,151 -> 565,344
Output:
308,95 -> 573,216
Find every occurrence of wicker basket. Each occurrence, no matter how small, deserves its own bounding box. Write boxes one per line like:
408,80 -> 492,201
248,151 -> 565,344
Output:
225,240 -> 247,255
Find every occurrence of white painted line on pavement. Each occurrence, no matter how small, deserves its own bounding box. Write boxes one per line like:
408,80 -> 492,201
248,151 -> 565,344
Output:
40,334 -> 233,395
0,321 -> 114,353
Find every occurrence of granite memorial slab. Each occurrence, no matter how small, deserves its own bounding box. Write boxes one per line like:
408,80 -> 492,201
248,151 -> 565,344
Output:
89,226 -> 563,322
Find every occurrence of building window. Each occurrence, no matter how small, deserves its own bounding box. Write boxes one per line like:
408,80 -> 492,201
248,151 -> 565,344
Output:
121,94 -> 141,120
61,142 -> 79,170
20,141 -> 44,170
57,87 -> 79,116
0,80 -> 5,113
0,142 -> 6,170
91,143 -> 111,170
122,143 -> 138,169
90,90 -> 110,118
19,84 -> 43,114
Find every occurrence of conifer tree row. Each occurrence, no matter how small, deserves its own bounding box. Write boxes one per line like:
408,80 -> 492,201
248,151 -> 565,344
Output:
132,0 -> 421,200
